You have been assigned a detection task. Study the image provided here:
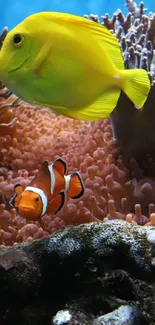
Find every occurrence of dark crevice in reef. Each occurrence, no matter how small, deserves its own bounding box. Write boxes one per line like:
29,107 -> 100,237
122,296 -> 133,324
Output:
111,84 -> 155,179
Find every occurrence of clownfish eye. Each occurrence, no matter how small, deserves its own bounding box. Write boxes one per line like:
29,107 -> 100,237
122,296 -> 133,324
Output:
12,33 -> 25,47
34,197 -> 40,202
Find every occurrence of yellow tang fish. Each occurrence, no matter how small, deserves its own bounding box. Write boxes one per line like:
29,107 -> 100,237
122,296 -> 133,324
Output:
0,12 -> 151,121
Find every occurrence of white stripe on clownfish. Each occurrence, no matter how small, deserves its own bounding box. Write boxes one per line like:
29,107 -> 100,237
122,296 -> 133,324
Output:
48,163 -> 71,196
24,186 -> 47,216
64,175 -> 71,192
48,164 -> 55,195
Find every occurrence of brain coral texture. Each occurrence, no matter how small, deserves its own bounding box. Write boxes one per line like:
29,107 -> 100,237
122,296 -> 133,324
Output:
0,0 -> 155,248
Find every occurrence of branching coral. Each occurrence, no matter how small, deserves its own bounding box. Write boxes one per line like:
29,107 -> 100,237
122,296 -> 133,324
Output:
0,0 -> 155,248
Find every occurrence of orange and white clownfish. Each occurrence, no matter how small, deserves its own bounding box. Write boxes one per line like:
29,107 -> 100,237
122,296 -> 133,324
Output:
10,158 -> 84,222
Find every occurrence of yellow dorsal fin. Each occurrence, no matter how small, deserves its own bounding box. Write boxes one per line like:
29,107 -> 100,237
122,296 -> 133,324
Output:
33,12 -> 118,48
28,12 -> 124,73
52,13 -> 124,71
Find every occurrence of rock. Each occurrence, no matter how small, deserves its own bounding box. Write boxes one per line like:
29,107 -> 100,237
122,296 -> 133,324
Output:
0,248 -> 41,301
52,310 -> 72,325
93,305 -> 146,325
52,308 -> 92,325
0,220 -> 155,324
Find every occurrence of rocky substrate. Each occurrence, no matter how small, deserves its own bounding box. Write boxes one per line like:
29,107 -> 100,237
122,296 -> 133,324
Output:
0,219 -> 155,325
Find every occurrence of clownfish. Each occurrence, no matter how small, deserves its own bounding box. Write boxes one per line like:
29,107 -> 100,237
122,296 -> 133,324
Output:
10,158 -> 84,222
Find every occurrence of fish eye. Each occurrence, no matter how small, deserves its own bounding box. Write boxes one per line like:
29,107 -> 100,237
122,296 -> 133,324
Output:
34,197 -> 40,202
12,33 -> 25,47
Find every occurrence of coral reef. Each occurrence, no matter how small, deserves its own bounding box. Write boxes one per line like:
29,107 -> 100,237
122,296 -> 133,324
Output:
1,0 -> 155,247
0,220 -> 155,324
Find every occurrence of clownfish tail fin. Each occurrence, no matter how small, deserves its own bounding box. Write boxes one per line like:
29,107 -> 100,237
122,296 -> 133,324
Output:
65,172 -> 85,199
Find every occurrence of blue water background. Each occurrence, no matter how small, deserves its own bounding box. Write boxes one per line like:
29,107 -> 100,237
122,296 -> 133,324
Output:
1,0 -> 155,31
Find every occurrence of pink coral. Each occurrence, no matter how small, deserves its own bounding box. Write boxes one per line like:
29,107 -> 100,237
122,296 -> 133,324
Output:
0,91 -> 154,248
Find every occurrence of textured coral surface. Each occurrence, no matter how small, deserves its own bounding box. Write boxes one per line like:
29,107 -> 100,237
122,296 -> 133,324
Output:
0,0 -> 155,248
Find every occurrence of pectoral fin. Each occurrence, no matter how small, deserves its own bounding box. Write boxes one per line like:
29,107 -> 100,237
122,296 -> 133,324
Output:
30,42 -> 52,78
47,191 -> 65,214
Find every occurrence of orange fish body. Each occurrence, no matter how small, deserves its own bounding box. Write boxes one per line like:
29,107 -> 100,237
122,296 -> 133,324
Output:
10,158 -> 84,223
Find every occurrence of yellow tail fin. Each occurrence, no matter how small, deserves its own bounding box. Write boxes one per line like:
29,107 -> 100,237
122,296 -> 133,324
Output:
121,68 -> 151,108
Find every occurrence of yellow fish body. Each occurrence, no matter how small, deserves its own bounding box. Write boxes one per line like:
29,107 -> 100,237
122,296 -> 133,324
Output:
0,12 -> 151,120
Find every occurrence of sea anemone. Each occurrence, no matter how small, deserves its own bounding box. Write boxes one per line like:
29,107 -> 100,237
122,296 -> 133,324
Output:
0,0 -> 155,248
